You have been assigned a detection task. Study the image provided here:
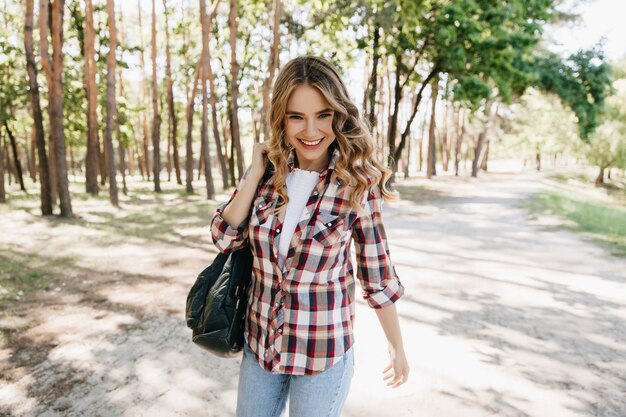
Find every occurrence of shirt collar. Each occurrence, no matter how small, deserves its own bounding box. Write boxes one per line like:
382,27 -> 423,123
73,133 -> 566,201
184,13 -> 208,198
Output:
287,145 -> 341,183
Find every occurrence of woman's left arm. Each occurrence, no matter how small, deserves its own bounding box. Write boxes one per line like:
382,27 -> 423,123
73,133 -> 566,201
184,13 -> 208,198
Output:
375,303 -> 410,388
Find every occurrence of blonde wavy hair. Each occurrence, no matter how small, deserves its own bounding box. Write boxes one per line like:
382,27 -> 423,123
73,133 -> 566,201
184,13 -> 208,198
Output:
267,55 -> 398,214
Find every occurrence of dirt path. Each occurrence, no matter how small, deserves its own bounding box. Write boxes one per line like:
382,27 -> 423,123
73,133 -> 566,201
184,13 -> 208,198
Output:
1,170 -> 625,417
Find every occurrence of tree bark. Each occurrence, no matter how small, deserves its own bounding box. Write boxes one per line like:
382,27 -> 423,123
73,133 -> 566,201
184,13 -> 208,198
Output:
84,0 -> 100,194
386,53 -> 402,172
454,107 -> 465,177
137,0 -> 150,180
151,0 -> 161,192
229,0 -> 244,180
3,122 -> 26,191
0,134 -> 4,203
162,0 -> 181,185
261,0 -> 281,142
105,0 -> 119,206
368,24 -> 381,132
39,0 -> 57,205
595,166 -> 605,185
184,63 -> 201,193
41,0 -> 73,217
117,4 -> 128,194
206,1 -> 228,190
471,102 -> 493,178
25,0 -> 52,214
200,0 -> 216,198
426,76 -> 438,179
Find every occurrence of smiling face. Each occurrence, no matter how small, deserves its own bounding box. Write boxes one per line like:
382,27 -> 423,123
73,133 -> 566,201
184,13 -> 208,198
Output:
284,84 -> 336,172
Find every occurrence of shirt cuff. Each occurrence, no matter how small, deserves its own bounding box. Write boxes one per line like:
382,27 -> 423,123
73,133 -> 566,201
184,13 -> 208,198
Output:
210,202 -> 248,253
361,272 -> 405,309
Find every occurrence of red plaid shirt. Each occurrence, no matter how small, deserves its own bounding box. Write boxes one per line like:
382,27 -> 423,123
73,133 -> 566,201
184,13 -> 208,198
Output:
210,146 -> 404,375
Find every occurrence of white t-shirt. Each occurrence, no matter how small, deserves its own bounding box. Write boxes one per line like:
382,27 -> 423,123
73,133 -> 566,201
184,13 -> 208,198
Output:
277,168 -> 320,269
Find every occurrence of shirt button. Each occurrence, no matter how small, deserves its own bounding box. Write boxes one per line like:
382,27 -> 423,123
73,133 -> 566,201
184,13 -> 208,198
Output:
313,191 -> 318,196
327,222 -> 332,227
276,228 -> 281,233
277,328 -> 283,334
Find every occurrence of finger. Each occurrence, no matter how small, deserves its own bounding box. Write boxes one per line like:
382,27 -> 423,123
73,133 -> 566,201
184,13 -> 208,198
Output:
382,372 -> 394,381
382,363 -> 392,373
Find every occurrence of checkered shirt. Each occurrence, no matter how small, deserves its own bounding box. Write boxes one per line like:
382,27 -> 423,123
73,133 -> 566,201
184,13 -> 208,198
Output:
210,146 -> 404,375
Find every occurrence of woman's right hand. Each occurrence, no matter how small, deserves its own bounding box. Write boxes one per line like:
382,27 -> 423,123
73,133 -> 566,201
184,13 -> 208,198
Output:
249,141 -> 270,180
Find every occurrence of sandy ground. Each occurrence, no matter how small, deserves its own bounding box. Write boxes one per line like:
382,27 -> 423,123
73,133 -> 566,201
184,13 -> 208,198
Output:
0,168 -> 625,417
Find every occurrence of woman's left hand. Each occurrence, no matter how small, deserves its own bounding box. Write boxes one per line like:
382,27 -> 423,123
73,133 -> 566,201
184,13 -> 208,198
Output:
382,343 -> 410,388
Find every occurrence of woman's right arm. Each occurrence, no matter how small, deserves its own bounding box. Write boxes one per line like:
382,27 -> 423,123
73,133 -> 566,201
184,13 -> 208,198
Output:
210,142 -> 268,253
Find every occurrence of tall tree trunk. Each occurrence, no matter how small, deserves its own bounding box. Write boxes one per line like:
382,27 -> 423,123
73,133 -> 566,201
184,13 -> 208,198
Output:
426,76 -> 438,179
151,0 -> 161,192
0,135 -> 4,203
162,0 -> 181,185
4,122 -> 26,191
229,0 -> 244,180
440,80 -> 450,171
206,0 -> 228,190
200,0 -> 215,199
368,24 -> 381,133
25,0 -> 52,214
137,0 -> 150,180
471,102 -> 493,178
84,0 -> 100,194
535,151 -> 541,172
184,63 -> 201,193
39,0 -> 58,205
261,0 -> 281,142
479,139 -> 489,171
386,53 -> 402,172
454,107 -> 465,177
117,4 -> 128,194
105,0 -> 119,206
41,0 -> 73,217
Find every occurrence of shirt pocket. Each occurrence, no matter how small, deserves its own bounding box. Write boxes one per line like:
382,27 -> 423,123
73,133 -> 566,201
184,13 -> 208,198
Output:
312,212 -> 348,246
250,196 -> 274,228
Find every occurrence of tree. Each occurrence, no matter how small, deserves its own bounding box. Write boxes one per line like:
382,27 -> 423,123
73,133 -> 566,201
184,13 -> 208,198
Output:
40,0 -> 73,217
24,0 -> 52,214
84,0 -> 100,194
228,0 -> 244,180
162,0 -> 182,185
105,0 -> 119,206
200,0 -> 216,199
151,0 -> 161,192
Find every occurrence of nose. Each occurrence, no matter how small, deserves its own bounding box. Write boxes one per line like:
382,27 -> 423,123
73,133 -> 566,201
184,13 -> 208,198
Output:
305,119 -> 319,138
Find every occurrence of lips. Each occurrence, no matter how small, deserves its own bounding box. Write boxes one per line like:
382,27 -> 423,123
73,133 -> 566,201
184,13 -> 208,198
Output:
297,137 -> 325,149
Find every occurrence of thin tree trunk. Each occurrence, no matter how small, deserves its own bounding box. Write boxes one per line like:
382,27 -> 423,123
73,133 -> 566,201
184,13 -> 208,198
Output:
25,0 -> 52,214
368,24 -> 381,133
200,0 -> 216,198
206,1 -> 228,190
386,53 -> 402,172
229,0 -> 244,180
454,107 -> 465,176
535,151 -> 541,172
28,128 -> 36,181
84,0 -> 100,194
105,0 -> 119,206
151,0 -> 161,192
479,139 -> 489,171
138,0 -> 150,180
39,0 -> 58,206
4,122 -> 26,191
162,0 -> 181,185
426,76 -> 438,179
0,134 -> 4,203
117,4 -> 128,194
42,0 -> 73,217
261,0 -> 281,142
471,102 -> 493,178
184,63 -> 201,193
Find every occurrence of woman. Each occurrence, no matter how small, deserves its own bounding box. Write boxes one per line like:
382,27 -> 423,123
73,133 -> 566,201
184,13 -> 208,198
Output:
210,56 -> 409,417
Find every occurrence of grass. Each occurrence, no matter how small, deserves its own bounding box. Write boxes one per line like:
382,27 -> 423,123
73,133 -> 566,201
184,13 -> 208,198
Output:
526,191 -> 626,257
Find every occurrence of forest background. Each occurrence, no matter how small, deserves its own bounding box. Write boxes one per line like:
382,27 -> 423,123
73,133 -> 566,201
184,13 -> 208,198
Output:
0,0 -> 624,216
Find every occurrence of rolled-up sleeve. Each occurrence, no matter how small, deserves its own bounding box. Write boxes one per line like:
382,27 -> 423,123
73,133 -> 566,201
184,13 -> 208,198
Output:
351,183 -> 404,309
210,166 -> 252,254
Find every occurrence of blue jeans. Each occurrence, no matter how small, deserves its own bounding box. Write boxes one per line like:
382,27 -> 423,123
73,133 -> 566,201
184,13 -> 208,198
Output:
236,342 -> 355,417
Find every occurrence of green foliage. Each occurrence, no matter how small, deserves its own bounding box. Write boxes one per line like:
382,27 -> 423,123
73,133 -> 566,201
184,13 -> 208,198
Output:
533,47 -> 613,140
